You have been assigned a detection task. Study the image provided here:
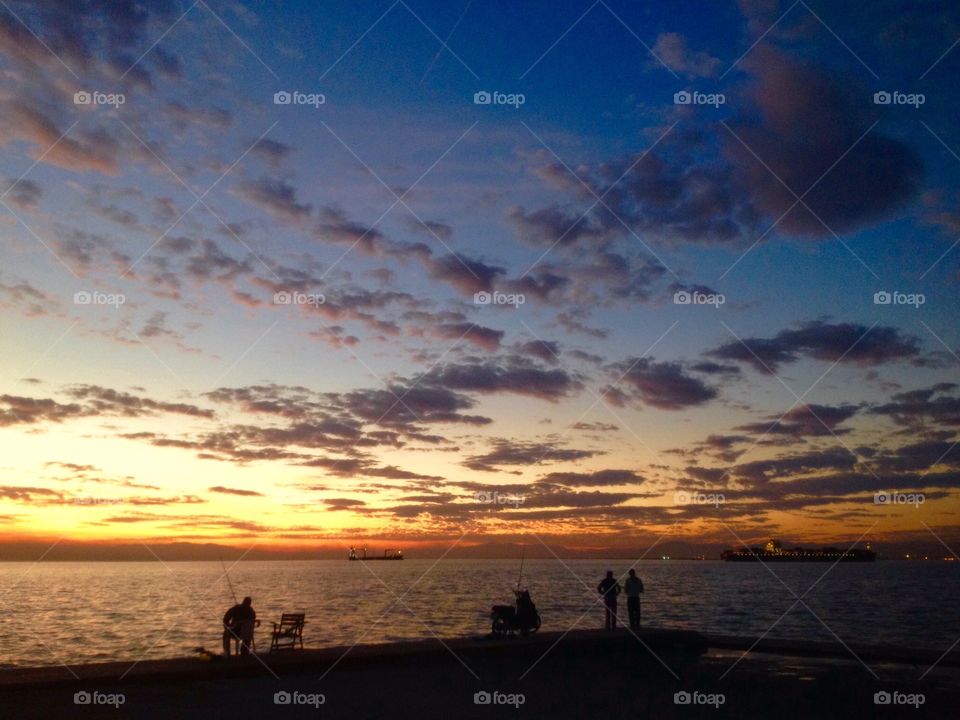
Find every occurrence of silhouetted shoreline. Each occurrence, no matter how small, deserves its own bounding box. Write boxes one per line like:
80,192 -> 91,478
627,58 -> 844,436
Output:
1,629 -> 957,719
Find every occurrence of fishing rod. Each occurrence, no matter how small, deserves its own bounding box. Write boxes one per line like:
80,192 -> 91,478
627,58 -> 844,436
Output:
218,550 -> 239,605
515,544 -> 526,593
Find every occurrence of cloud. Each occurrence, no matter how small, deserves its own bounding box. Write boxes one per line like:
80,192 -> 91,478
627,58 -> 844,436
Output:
65,385 -> 214,419
0,102 -> 120,175
463,438 -> 602,472
607,358 -> 718,410
0,279 -> 57,317
735,404 -> 860,441
0,394 -> 87,426
234,176 -> 312,223
869,384 -> 960,427
324,498 -> 366,510
651,32 -> 722,78
431,322 -> 504,352
428,253 -> 504,295
538,469 -> 644,487
0,178 -> 42,210
516,340 -> 561,363
506,204 -> 606,247
250,138 -> 293,167
709,321 -> 922,372
424,358 -> 583,402
315,206 -> 383,252
208,486 -> 265,497
725,46 -> 924,237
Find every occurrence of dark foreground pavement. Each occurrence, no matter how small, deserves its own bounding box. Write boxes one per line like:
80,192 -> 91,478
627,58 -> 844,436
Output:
1,628 -> 957,719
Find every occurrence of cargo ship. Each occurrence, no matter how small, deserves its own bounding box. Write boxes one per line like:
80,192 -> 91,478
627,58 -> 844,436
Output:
721,539 -> 875,562
348,546 -> 403,561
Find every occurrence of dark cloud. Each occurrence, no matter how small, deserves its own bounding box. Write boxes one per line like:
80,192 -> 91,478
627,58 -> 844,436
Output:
869,384 -> 960,428
736,404 -> 860,442
0,178 -> 42,211
709,321 -> 922,372
538,469 -> 644,487
726,46 -> 923,237
208,486 -> 264,497
609,358 -> 718,410
431,322 -> 504,352
463,438 -> 602,472
516,340 -> 561,363
251,138 -> 293,167
65,385 -> 214,419
234,177 -> 312,223
424,358 -> 583,402
324,498 -> 366,510
428,253 -> 504,296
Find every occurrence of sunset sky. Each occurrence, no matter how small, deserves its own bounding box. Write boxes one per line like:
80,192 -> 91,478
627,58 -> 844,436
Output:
1,0 -> 959,556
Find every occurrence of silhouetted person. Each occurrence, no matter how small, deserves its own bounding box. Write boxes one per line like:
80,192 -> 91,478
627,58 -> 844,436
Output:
624,569 -> 644,630
597,571 -> 621,630
516,590 -> 537,633
222,597 -> 257,656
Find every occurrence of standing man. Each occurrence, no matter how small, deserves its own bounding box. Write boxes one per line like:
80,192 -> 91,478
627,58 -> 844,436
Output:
624,568 -> 644,630
597,570 -> 621,630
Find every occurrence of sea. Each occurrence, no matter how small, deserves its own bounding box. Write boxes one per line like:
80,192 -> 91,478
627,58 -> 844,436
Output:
0,559 -> 957,669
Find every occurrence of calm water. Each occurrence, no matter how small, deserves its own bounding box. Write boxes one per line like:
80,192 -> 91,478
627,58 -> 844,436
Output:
0,559 -> 956,669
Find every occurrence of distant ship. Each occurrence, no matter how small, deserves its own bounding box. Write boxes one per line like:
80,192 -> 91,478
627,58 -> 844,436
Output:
721,539 -> 876,562
348,546 -> 403,561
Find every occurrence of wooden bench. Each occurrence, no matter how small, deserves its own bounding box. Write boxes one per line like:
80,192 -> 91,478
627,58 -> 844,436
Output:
269,613 -> 306,652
